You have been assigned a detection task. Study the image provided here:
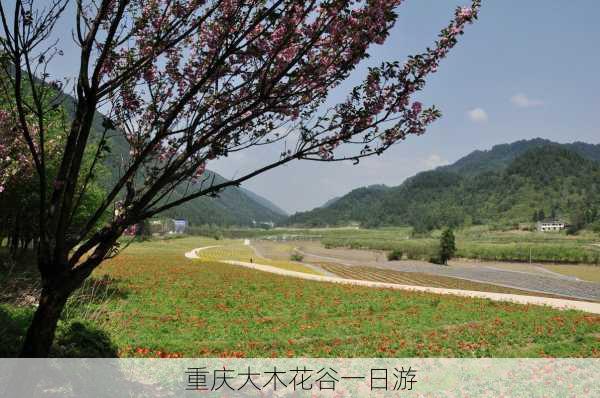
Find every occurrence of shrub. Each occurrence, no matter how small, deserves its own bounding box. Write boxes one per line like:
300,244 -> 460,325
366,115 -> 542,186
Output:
429,256 -> 444,265
290,253 -> 304,262
566,224 -> 581,235
387,249 -> 403,261
54,321 -> 118,358
406,252 -> 419,260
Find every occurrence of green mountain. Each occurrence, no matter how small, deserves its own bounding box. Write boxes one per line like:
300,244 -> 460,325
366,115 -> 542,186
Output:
240,188 -> 288,217
62,97 -> 287,226
287,140 -> 600,229
5,65 -> 285,226
439,138 -> 600,176
157,170 -> 287,226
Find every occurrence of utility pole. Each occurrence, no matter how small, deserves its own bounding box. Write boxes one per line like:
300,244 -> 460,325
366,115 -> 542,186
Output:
529,247 -> 532,264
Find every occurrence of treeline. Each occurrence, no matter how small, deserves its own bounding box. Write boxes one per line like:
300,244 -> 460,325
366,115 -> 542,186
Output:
287,145 -> 600,233
0,67 -> 286,260
0,70 -> 108,258
322,236 -> 600,264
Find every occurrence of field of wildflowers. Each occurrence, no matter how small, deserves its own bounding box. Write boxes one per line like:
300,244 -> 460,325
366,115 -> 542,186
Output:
2,237 -> 599,357
97,238 -> 600,357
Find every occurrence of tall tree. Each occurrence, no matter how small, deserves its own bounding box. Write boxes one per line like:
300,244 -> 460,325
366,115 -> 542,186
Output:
538,209 -> 546,221
439,227 -> 456,265
0,0 -> 481,356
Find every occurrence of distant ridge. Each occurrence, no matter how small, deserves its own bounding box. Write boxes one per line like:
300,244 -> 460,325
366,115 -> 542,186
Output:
59,91 -> 287,227
241,188 -> 288,217
439,138 -> 600,176
286,139 -> 600,229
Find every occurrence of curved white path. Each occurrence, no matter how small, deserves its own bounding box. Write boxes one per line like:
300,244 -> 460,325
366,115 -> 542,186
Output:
184,246 -> 222,259
185,247 -> 600,314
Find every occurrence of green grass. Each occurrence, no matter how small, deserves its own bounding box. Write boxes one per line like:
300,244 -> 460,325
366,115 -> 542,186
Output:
2,237 -> 599,358
305,226 -> 600,264
61,239 -> 600,356
541,264 -> 600,283
191,226 -> 412,243
188,240 -> 321,274
0,304 -> 118,357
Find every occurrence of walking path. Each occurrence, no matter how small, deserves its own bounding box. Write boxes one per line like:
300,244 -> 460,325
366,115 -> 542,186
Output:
248,243 -> 337,277
184,246 -> 221,259
185,247 -> 600,314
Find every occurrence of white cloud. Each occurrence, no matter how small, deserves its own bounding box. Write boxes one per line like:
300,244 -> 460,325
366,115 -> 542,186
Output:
511,93 -> 544,108
467,108 -> 488,123
421,154 -> 449,170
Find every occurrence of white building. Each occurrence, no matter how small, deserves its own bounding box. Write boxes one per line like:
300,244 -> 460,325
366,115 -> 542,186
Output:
252,220 -> 275,229
173,219 -> 187,234
537,220 -> 566,232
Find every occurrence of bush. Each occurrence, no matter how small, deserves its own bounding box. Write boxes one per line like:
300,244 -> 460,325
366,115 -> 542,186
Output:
566,224 -> 581,235
0,306 -> 118,358
387,249 -> 403,261
290,253 -> 304,262
406,252 -> 419,260
429,256 -> 444,265
54,321 -> 118,358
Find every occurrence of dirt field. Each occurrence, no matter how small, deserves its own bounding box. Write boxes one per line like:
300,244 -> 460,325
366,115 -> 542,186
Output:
253,240 -> 387,263
251,240 -> 600,301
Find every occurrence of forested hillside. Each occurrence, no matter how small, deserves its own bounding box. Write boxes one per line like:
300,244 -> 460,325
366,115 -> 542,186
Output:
287,141 -> 600,231
65,93 -> 287,226
439,138 -> 600,176
155,171 -> 287,226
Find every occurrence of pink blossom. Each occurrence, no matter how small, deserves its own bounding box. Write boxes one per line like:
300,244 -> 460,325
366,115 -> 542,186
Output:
412,101 -> 423,114
90,0 -> 478,183
459,7 -> 473,19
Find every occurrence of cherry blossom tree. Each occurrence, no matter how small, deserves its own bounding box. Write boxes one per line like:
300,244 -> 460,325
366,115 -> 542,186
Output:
0,68 -> 68,256
0,0 -> 481,356
0,105 -> 40,255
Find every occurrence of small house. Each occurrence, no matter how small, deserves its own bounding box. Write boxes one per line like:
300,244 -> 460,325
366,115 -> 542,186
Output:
173,219 -> 187,234
252,220 -> 275,229
537,220 -> 566,232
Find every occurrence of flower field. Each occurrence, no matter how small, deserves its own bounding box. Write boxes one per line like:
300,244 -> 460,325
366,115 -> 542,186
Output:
87,238 -> 600,357
2,237 -> 599,358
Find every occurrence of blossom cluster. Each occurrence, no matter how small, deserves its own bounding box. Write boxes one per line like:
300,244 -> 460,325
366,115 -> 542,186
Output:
89,1 -> 426,185
63,0 -> 481,213
0,109 -> 29,194
0,106 -> 65,196
312,1 -> 481,161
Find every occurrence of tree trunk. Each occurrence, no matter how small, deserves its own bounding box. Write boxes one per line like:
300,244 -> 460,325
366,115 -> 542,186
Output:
19,287 -> 70,357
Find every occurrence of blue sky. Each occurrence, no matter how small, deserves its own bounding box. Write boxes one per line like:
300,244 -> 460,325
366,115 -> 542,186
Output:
217,0 -> 600,213
9,0 -> 600,213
